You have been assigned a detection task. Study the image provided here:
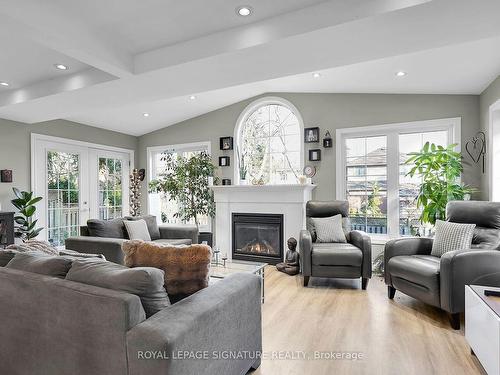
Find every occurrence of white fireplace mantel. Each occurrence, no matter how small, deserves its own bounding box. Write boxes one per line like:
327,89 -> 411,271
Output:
211,184 -> 316,261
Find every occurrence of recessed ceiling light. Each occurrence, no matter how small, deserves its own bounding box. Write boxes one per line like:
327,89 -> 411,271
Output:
143,112 -> 150,117
312,72 -> 321,78
189,95 -> 196,100
54,64 -> 69,70
396,71 -> 407,77
236,6 -> 252,17
0,82 -> 9,87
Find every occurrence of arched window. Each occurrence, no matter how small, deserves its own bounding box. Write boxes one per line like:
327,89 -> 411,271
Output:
235,97 -> 303,185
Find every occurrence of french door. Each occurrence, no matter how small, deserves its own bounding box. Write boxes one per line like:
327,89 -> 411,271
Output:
32,135 -> 132,246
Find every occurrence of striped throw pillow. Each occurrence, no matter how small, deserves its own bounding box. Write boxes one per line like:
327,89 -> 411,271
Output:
311,214 -> 347,243
431,220 -> 475,257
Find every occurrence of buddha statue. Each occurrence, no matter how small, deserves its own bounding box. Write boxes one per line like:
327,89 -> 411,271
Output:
276,237 -> 300,276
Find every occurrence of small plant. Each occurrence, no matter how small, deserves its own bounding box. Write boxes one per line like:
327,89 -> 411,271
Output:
11,188 -> 43,241
405,142 -> 476,225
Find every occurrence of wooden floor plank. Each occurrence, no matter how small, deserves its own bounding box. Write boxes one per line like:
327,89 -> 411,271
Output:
252,267 -> 486,375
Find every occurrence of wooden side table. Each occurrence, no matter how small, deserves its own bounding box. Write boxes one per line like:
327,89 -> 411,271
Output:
465,285 -> 500,375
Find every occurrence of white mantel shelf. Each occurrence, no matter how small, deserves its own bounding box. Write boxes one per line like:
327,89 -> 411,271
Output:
211,184 -> 316,261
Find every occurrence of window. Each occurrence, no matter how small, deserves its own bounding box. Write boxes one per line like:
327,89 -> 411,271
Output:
235,97 -> 303,185
337,118 -> 460,237
148,142 -> 211,231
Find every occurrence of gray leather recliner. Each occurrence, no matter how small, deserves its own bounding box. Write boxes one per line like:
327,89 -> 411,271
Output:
299,201 -> 372,289
385,201 -> 500,329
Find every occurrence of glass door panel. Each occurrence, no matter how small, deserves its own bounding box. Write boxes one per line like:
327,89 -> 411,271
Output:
46,151 -> 81,246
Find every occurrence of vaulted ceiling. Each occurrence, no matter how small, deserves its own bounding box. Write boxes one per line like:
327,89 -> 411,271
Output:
0,0 -> 499,135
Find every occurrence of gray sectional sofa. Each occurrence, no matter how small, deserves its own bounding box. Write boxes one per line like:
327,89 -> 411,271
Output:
65,215 -> 199,264
0,253 -> 262,375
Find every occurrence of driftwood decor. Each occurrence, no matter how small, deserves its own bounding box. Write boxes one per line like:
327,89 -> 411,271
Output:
129,169 -> 142,216
465,131 -> 486,173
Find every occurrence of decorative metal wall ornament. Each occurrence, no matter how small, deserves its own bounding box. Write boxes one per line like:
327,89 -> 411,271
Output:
129,169 -> 142,216
323,131 -> 333,148
465,131 -> 486,173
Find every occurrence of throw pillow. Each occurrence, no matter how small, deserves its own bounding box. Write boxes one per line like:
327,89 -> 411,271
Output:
431,220 -> 476,257
122,240 -> 211,297
311,214 -> 347,243
87,218 -> 127,239
123,219 -> 152,241
124,215 -> 161,240
66,259 -> 170,318
5,252 -> 73,278
6,240 -> 58,255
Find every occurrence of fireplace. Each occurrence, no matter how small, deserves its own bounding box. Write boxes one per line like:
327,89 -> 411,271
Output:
232,213 -> 283,265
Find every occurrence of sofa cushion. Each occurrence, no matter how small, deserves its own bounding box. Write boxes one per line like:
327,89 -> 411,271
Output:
122,240 -> 211,297
431,220 -> 475,257
153,238 -> 192,246
87,218 -> 127,239
5,252 -> 73,278
66,258 -> 170,317
311,243 -> 362,266
388,255 -> 441,292
0,250 -> 18,267
124,219 -> 151,241
124,215 -> 160,240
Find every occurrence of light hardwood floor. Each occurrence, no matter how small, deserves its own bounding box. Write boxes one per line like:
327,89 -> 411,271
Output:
253,267 -> 486,375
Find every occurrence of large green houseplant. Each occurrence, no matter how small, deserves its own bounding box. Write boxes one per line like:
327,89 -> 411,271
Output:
149,151 -> 217,230
405,142 -> 476,225
11,187 -> 43,241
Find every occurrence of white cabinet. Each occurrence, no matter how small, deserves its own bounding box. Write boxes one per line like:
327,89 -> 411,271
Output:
465,285 -> 500,375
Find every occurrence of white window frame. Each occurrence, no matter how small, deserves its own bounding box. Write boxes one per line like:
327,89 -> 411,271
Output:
336,117 -> 461,238
147,141 -> 212,232
488,99 -> 500,201
234,96 -> 304,185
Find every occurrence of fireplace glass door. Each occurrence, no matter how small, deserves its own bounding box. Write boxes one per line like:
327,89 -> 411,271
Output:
232,213 -> 283,264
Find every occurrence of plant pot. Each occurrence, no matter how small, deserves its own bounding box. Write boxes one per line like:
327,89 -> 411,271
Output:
239,179 -> 249,185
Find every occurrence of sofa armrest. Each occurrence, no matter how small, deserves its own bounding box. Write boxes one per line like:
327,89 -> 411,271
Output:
126,273 -> 262,375
65,236 -> 125,264
349,230 -> 372,279
159,224 -> 199,244
384,237 -> 433,285
440,249 -> 500,313
299,230 -> 312,276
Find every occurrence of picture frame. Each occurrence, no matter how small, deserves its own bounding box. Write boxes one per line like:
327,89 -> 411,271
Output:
309,149 -> 321,161
0,170 -> 12,183
222,178 -> 232,186
323,131 -> 333,148
304,127 -> 320,143
219,156 -> 230,167
220,136 -> 233,150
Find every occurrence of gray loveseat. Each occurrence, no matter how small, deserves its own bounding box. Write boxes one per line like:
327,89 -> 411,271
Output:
0,262 -> 262,375
299,200 -> 372,288
385,201 -> 500,329
65,215 -> 198,264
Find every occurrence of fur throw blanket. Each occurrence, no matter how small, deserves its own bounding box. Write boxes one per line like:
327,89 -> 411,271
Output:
122,240 -> 211,296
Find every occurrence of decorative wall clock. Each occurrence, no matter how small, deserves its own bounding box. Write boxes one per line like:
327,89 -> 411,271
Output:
303,165 -> 316,178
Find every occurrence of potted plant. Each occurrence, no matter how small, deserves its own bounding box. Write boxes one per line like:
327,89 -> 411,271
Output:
11,188 -> 43,241
405,142 -> 477,226
149,151 -> 217,236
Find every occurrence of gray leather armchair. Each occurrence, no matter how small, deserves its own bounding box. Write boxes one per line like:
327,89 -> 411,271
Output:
385,201 -> 500,329
299,201 -> 372,289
